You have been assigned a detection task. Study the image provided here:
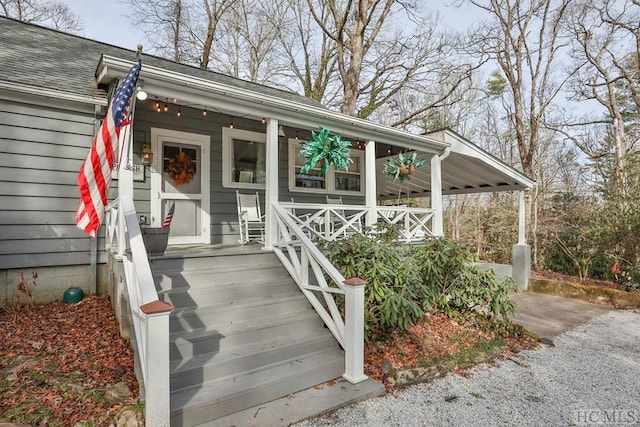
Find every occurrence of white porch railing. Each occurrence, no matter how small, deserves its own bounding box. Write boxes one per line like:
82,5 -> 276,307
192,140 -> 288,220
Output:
278,202 -> 435,243
376,206 -> 435,242
272,203 -> 368,383
106,197 -> 172,426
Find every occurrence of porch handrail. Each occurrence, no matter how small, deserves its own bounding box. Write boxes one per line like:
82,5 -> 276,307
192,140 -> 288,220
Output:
115,195 -> 172,426
272,202 -> 367,383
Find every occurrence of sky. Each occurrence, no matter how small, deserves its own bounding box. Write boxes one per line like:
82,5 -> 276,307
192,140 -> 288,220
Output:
60,0 -> 476,50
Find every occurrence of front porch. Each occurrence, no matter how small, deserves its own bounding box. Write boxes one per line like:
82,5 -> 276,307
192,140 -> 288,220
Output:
99,54 -> 534,426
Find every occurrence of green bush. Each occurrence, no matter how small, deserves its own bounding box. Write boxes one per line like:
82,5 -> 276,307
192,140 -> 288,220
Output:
320,225 -> 433,333
320,225 -> 518,336
413,238 -> 518,318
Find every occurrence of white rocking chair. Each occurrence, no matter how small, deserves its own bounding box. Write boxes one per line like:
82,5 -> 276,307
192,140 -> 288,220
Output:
236,191 -> 265,244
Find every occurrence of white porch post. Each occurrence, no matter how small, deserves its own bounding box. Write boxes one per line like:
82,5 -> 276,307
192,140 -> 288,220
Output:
365,140 -> 377,227
342,277 -> 368,384
264,118 -> 279,250
140,301 -> 173,426
518,190 -> 526,245
430,153 -> 444,237
117,126 -> 134,256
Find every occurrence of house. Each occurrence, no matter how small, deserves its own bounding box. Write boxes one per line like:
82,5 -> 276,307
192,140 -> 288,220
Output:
0,16 -> 535,426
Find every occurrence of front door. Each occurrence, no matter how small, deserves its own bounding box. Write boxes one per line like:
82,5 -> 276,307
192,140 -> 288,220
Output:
150,128 -> 210,245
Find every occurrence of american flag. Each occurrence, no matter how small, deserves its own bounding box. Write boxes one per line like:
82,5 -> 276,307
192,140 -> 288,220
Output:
75,60 -> 142,237
162,202 -> 175,228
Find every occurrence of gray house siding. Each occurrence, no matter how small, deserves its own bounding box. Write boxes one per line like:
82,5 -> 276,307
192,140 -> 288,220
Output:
0,98 -> 102,269
0,97 -> 114,304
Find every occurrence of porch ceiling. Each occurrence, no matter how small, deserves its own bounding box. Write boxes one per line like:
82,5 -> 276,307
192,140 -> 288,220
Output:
376,151 -> 531,199
376,129 -> 535,199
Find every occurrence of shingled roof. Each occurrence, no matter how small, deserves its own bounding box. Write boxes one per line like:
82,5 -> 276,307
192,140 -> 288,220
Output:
0,16 -> 324,108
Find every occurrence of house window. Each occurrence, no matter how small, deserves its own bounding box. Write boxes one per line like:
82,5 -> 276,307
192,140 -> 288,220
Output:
288,140 -> 364,195
222,127 -> 266,189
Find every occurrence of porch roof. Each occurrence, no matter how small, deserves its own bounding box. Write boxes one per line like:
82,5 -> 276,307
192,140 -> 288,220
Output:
98,56 -> 535,197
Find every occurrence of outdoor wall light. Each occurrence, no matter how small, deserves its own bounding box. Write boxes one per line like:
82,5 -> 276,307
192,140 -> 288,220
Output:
141,144 -> 154,166
135,81 -> 148,101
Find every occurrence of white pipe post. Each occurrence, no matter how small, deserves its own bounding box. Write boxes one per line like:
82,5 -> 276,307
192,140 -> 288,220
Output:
264,118 -> 279,250
117,125 -> 134,256
141,301 -> 173,427
518,190 -> 526,245
342,277 -> 368,384
430,154 -> 444,237
365,140 -> 377,227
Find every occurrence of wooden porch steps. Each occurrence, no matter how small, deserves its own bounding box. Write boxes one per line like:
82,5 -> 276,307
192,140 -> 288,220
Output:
149,246 -> 345,427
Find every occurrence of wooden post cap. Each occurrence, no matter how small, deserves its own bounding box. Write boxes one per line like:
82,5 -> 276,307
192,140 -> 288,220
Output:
343,277 -> 367,287
140,300 -> 173,314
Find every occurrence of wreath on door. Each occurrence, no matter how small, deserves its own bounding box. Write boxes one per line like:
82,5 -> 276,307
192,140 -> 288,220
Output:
166,151 -> 196,185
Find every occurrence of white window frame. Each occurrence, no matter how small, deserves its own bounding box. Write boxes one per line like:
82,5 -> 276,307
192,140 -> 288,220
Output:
288,139 -> 365,196
222,127 -> 267,189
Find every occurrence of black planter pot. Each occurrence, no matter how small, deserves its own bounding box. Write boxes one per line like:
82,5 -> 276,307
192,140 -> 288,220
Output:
141,227 -> 170,256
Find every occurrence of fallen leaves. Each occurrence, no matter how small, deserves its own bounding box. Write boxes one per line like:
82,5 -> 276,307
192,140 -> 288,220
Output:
364,312 -> 538,388
0,295 -> 139,426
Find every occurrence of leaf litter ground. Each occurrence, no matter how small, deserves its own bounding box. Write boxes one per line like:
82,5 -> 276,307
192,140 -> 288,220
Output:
0,296 -> 538,424
0,295 -> 139,426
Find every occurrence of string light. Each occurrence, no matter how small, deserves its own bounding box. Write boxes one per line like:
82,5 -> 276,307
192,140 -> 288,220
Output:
202,108 -> 208,117
387,145 -> 392,154
177,106 -> 182,117
164,102 -> 169,112
261,117 -> 266,124
229,116 -> 235,129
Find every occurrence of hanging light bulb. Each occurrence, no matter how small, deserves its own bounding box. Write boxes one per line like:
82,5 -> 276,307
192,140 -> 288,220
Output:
154,100 -> 160,111
177,106 -> 182,117
163,102 -> 168,112
229,117 -> 234,129
202,108 -> 208,117
261,117 -> 266,124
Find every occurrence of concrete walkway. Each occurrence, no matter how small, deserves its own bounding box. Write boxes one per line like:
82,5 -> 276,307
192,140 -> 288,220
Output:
509,290 -> 612,338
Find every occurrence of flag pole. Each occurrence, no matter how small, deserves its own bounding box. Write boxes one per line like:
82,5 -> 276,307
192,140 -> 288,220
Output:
124,44 -> 143,171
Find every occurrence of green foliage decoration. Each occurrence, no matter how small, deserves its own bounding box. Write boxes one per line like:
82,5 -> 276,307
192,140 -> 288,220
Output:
383,152 -> 427,183
299,127 -> 353,175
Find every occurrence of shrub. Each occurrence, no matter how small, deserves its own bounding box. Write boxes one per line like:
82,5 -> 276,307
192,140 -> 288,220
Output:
413,239 -> 518,318
321,225 -> 518,336
320,225 -> 433,333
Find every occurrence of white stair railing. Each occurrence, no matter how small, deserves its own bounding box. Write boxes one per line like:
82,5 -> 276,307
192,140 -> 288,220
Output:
105,199 -> 120,253
107,196 -> 172,426
272,203 -> 368,384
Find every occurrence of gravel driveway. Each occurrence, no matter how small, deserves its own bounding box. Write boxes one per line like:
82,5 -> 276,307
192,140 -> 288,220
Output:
295,309 -> 640,427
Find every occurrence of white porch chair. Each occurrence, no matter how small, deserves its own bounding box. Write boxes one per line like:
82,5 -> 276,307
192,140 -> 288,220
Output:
236,191 -> 265,244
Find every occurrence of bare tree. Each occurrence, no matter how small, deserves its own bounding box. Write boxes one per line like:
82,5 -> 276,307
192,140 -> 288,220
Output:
303,1 -> 473,120
127,0 -> 189,62
126,0 -> 236,68
276,0 -> 340,102
210,0 -> 288,83
468,0 -> 573,179
555,0 -> 640,195
1,0 -> 83,33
